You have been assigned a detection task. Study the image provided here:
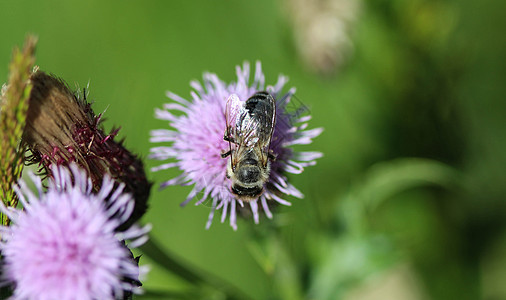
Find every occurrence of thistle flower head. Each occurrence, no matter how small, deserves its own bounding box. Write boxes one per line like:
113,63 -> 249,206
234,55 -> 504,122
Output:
150,62 -> 322,230
284,0 -> 360,75
23,71 -> 151,227
0,164 -> 150,300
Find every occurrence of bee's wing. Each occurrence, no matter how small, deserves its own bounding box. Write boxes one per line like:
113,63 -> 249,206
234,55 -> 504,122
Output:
225,93 -> 276,167
225,94 -> 246,167
259,93 -> 276,167
270,92 -> 308,151
240,93 -> 276,167
225,94 -> 243,139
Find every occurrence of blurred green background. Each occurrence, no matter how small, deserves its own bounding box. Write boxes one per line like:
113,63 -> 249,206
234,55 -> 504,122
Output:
1,0 -> 506,299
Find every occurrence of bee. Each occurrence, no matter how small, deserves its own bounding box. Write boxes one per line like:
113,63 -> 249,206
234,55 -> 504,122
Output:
221,91 -> 276,201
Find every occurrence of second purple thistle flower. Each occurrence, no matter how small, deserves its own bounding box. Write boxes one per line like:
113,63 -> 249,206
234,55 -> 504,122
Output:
150,62 -> 322,230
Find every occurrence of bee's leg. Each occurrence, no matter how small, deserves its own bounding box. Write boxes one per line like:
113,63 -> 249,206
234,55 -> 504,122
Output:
223,127 -> 232,142
268,150 -> 277,161
221,150 -> 232,158
223,131 -> 240,145
223,135 -> 239,144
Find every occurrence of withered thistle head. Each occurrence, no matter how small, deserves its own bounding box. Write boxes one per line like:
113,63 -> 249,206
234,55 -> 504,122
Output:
23,71 -> 150,226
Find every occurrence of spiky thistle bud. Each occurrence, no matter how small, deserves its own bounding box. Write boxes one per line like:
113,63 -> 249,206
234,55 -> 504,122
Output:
23,71 -> 151,227
0,35 -> 37,225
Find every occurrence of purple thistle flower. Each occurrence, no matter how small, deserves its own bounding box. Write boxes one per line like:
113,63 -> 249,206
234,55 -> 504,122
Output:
150,62 -> 322,230
0,164 -> 150,300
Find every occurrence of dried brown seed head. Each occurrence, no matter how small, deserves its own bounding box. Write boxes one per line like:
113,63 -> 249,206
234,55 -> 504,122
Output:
24,71 -> 150,227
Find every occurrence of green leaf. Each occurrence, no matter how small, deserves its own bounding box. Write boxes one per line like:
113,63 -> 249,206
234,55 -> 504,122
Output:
338,158 -> 461,234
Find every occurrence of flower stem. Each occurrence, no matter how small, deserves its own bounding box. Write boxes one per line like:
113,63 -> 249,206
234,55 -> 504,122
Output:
140,237 -> 253,300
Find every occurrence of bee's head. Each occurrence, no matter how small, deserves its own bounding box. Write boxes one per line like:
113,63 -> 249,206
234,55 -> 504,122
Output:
229,160 -> 264,201
231,183 -> 264,201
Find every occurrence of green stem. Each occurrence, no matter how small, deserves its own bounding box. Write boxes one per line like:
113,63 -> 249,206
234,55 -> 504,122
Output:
140,237 -> 254,300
